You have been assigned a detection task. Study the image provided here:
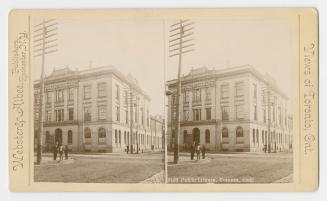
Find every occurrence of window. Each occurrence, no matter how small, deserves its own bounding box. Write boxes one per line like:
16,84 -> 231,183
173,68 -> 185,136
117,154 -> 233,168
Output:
206,108 -> 211,120
141,107 -> 144,125
68,108 -> 74,120
193,109 -> 201,121
147,110 -> 149,127
68,130 -> 73,144
116,105 -> 120,121
252,129 -> 255,144
55,109 -> 64,121
205,129 -> 210,143
68,88 -> 74,101
98,128 -> 106,138
221,106 -> 229,120
183,91 -> 189,103
263,108 -> 266,123
222,127 -> 228,138
253,84 -> 257,99
124,91 -> 128,106
193,88 -> 201,102
115,130 -> 118,143
235,105 -> 244,120
205,87 -> 211,101
34,94 -> 40,106
115,84 -> 120,101
83,85 -> 91,99
46,92 -> 52,103
46,110 -> 51,121
221,84 -> 229,98
119,130 -> 121,144
84,107 -> 92,121
236,126 -> 243,137
125,110 -> 129,123
84,127 -> 91,138
98,82 -> 107,97
98,105 -> 106,120
256,129 -> 259,144
254,105 -> 257,120
262,131 -> 264,144
56,89 -> 64,102
235,82 -> 244,97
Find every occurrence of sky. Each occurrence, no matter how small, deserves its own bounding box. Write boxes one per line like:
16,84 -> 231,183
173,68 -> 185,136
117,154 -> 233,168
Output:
33,18 -> 293,115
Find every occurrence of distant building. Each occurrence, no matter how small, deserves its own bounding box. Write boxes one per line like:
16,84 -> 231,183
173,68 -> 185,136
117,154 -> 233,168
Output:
34,65 -> 163,153
166,65 -> 293,152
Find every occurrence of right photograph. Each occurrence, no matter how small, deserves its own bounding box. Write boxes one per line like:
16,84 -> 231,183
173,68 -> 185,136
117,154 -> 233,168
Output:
165,19 -> 294,184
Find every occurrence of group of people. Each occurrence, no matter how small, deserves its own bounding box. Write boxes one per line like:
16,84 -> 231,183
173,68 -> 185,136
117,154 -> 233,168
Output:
190,142 -> 206,160
53,142 -> 69,161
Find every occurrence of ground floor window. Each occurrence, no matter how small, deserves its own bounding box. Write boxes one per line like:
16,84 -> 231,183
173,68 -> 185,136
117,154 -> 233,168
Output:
236,126 -> 243,137
222,127 -> 228,138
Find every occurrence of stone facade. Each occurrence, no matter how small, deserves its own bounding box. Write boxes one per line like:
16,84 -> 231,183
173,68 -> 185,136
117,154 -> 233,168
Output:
166,65 -> 293,153
34,65 -> 163,153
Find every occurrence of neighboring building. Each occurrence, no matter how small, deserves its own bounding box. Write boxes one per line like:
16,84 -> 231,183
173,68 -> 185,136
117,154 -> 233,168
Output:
166,65 -> 293,152
150,115 -> 165,150
34,65 -> 163,153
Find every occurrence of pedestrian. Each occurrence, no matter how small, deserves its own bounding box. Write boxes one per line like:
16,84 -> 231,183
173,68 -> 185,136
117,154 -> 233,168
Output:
201,144 -> 206,159
59,145 -> 64,161
53,141 -> 59,160
196,143 -> 201,160
190,142 -> 195,160
64,145 -> 69,160
126,145 -> 129,154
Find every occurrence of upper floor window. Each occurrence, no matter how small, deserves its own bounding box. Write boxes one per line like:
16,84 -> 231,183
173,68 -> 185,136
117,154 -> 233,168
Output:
68,88 -> 74,101
83,85 -> 91,99
235,104 -> 244,120
183,91 -> 189,104
115,84 -> 120,101
193,109 -> 201,121
46,110 -> 51,121
84,106 -> 92,121
221,84 -> 229,98
116,105 -> 120,122
56,89 -> 64,102
235,82 -> 244,97
68,108 -> 74,120
206,108 -> 211,120
193,88 -> 201,102
55,109 -> 64,122
253,84 -> 257,99
221,106 -> 229,121
46,92 -> 52,103
98,82 -> 107,97
205,87 -> 211,101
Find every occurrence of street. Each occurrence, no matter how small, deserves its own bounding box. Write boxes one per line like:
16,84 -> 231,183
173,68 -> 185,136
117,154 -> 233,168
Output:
168,152 -> 293,184
34,151 -> 164,183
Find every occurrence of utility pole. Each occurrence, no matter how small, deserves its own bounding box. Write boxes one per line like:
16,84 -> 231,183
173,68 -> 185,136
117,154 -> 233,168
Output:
168,19 -> 194,164
33,19 -> 58,164
124,87 -> 138,154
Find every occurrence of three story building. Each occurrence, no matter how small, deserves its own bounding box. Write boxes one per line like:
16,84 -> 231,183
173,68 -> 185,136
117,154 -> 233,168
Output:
166,65 -> 293,152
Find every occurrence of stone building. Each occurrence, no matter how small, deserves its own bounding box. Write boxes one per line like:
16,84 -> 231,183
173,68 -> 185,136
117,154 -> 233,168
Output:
34,65 -> 163,153
166,65 -> 293,152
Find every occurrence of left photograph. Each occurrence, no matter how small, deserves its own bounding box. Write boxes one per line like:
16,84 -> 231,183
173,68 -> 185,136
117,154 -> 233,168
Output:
32,19 -> 165,183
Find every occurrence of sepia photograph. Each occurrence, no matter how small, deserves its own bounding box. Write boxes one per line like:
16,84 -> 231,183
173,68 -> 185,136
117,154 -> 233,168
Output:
165,19 -> 294,184
32,19 -> 166,183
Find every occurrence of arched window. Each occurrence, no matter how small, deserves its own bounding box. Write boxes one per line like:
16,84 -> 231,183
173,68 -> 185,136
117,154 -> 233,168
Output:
98,128 -> 106,138
262,130 -> 264,144
236,126 -> 243,137
183,130 -> 187,143
119,130 -> 121,144
115,130 -> 117,143
205,129 -> 210,144
84,127 -> 91,138
222,127 -> 228,138
252,129 -> 255,144
68,130 -> 73,144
